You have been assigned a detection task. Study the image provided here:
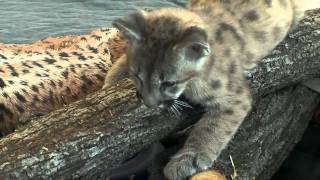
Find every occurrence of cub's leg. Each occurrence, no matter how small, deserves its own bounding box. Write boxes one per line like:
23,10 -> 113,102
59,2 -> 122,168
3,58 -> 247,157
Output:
103,54 -> 128,89
164,96 -> 252,179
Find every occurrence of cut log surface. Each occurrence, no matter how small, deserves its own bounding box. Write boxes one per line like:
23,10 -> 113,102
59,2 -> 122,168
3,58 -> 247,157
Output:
0,9 -> 320,180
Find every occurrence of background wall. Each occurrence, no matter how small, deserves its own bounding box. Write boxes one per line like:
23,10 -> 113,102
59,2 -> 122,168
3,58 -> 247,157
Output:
0,0 -> 186,43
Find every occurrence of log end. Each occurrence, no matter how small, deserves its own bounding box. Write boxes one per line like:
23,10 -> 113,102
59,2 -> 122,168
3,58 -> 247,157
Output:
190,170 -> 227,180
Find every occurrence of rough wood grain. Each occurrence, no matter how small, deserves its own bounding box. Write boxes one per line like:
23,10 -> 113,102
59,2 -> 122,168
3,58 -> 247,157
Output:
0,9 -> 319,180
248,9 -> 320,97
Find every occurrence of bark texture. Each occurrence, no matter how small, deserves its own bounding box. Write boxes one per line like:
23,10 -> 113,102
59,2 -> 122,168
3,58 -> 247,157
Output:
0,9 -> 320,180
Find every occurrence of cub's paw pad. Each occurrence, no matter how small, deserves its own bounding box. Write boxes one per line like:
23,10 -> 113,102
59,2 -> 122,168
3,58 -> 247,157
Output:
164,152 -> 213,180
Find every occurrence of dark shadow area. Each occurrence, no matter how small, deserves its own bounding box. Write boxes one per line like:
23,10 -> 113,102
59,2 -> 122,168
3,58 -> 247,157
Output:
272,104 -> 320,180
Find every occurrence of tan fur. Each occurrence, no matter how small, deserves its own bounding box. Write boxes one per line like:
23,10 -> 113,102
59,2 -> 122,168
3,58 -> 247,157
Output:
0,28 -> 127,136
105,0 -> 319,179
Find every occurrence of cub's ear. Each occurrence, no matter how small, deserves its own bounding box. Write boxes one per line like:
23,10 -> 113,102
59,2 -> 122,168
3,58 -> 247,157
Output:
174,26 -> 211,62
103,55 -> 129,89
112,11 -> 146,42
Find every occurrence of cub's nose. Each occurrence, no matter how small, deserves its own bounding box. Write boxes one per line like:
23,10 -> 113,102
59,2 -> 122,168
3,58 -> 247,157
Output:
136,91 -> 160,108
143,96 -> 159,108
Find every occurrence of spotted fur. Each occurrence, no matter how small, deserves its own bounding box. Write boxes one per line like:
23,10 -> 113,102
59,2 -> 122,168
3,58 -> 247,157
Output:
0,28 -> 127,136
104,0 -> 320,179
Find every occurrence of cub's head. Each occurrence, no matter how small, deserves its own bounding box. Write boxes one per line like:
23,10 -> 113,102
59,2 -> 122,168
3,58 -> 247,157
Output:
112,8 -> 211,108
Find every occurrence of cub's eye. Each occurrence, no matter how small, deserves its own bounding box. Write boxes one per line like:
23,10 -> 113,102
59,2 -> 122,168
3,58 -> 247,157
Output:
162,81 -> 177,87
190,44 -> 202,54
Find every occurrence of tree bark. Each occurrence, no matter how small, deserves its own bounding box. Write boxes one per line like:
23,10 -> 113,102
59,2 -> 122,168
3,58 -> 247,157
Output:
0,9 -> 319,180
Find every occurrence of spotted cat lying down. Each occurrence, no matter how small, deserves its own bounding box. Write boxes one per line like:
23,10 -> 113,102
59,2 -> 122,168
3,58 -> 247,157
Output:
0,28 -> 127,136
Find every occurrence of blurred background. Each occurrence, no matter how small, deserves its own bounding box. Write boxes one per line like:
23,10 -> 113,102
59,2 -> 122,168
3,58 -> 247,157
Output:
0,0 -> 186,43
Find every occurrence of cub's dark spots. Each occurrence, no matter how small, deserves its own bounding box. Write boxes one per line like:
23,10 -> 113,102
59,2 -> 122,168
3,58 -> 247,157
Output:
55,65 -> 63,69
31,85 -> 39,93
0,103 -> 14,118
95,63 -> 107,72
58,80 -> 63,87
8,80 -> 14,85
244,10 -> 259,21
61,70 -> 69,79
101,28 -> 110,33
59,52 -> 70,57
95,74 -> 104,81
66,87 -> 72,94
44,57 -> 57,64
242,105 -> 250,111
33,95 -> 40,102
72,52 -> 87,61
22,69 -> 30,74
21,89 -> 27,94
35,73 -> 49,77
273,26 -> 282,41
254,31 -> 267,42
265,0 -> 272,6
235,86 -> 243,94
210,80 -> 222,89
0,54 -> 7,59
22,62 -> 33,68
80,75 -> 94,93
16,105 -> 25,113
50,80 -> 56,88
225,130 -> 233,135
39,82 -> 45,89
234,100 -> 242,104
32,62 -> 44,68
104,48 -> 109,54
80,37 -> 87,41
91,35 -> 102,41
229,61 -> 237,74
223,108 -> 234,115
216,23 -> 245,50
0,78 -> 6,88
203,126 -> 214,133
20,81 -> 28,86
87,46 -> 98,54
14,92 -> 26,103
69,65 -> 76,73
46,51 -> 54,57
6,64 -> 19,77
48,90 -> 55,105
3,92 -> 8,98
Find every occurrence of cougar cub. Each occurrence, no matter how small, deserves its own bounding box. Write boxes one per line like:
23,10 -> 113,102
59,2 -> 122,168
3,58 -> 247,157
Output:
104,0 -> 320,179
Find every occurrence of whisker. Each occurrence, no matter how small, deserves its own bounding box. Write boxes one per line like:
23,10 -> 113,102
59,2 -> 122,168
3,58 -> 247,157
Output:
173,101 -> 183,111
174,99 -> 193,108
171,103 -> 181,117
168,106 -> 178,118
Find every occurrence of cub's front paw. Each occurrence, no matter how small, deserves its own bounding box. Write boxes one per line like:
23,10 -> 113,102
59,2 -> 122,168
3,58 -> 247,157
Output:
164,151 -> 213,180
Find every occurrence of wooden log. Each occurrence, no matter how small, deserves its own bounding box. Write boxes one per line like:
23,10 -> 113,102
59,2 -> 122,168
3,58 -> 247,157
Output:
0,9 -> 319,180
